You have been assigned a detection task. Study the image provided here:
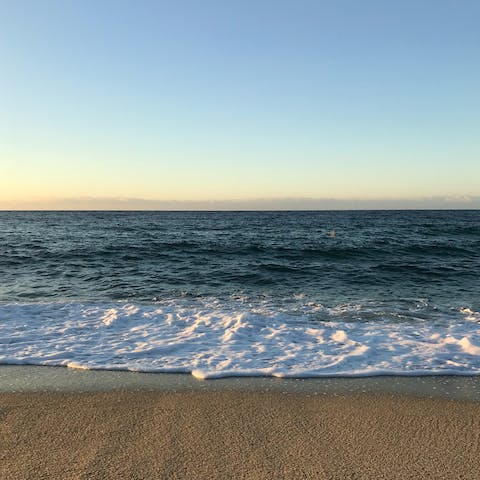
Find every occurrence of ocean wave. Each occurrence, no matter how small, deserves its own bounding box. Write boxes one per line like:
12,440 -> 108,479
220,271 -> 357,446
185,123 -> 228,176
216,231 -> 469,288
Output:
1,300 -> 480,379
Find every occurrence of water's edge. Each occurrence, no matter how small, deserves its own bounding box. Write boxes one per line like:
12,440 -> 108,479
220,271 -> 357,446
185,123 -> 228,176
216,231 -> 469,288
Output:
2,365 -> 480,401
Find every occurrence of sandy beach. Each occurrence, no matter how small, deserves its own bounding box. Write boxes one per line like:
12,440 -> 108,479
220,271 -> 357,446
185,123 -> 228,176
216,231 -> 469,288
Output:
2,389 -> 479,479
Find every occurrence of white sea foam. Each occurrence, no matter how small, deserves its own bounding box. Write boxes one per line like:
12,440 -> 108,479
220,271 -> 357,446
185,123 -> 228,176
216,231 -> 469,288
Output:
1,301 -> 480,379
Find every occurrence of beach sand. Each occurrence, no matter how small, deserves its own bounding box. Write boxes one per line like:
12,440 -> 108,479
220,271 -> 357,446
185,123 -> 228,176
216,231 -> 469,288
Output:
1,390 -> 479,479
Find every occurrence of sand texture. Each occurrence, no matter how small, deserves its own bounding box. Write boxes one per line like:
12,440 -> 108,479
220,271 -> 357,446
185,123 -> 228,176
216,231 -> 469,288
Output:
1,391 -> 479,479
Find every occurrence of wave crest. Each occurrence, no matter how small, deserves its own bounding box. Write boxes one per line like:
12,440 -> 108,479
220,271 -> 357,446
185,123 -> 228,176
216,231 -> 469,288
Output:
1,299 -> 480,378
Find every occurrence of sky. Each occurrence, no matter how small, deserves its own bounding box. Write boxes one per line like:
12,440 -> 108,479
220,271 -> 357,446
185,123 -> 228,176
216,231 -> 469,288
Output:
1,0 -> 479,209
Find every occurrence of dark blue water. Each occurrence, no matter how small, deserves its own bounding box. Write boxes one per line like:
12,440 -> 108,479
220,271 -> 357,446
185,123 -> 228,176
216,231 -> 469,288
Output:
2,210 -> 480,378
1,210 -> 479,308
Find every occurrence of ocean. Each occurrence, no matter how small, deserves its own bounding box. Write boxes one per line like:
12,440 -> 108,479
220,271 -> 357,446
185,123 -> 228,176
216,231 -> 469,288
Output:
1,210 -> 479,378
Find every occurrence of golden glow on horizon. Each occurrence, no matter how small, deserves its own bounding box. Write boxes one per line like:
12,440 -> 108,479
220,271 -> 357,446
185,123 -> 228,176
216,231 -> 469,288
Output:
3,147 -> 479,207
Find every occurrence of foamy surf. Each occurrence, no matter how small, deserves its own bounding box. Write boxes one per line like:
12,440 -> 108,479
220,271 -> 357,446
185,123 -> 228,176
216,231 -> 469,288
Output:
1,300 -> 480,379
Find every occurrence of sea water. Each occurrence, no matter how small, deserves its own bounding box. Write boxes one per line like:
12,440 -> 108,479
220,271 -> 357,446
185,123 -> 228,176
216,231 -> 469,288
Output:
1,210 -> 479,378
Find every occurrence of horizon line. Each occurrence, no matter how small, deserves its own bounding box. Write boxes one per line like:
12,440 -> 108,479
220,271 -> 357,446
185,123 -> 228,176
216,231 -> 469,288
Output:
1,208 -> 479,213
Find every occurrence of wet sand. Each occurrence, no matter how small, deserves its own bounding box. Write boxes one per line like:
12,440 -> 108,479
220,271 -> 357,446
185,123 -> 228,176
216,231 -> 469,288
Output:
2,390 -> 480,479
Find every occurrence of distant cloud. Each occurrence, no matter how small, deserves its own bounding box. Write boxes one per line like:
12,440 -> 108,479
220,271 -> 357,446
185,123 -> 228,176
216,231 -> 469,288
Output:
1,196 -> 480,210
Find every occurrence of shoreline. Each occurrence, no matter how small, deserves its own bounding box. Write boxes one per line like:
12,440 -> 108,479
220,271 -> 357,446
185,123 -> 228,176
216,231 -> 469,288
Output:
1,365 -> 480,401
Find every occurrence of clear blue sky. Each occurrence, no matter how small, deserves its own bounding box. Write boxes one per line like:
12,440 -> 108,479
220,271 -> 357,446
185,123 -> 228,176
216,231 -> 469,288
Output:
1,0 -> 479,208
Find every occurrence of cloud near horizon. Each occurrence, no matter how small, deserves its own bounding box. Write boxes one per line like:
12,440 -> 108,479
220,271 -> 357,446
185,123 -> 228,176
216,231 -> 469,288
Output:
1,196 -> 479,211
